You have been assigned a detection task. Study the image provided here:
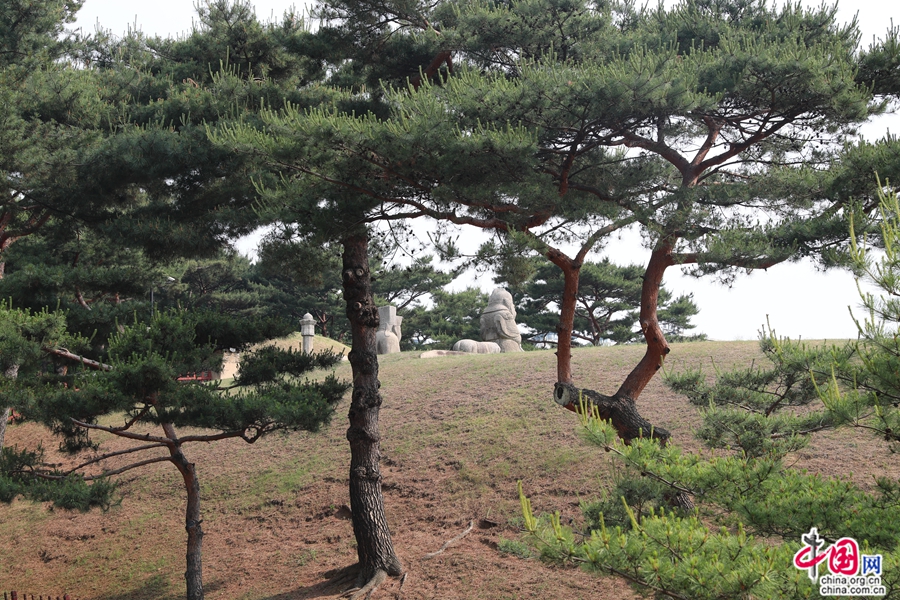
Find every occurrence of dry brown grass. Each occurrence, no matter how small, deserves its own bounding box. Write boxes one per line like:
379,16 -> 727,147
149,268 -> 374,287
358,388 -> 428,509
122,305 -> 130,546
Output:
2,340 -> 897,599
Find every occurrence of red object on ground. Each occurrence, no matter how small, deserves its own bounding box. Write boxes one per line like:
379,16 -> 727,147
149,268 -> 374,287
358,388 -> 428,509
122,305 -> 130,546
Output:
176,371 -> 216,382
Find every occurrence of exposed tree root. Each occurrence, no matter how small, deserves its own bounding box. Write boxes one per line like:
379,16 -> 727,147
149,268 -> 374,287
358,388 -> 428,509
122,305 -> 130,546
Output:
323,564 -> 361,590
395,572 -> 408,600
554,382 -> 671,444
423,520 -> 475,559
342,568 -> 387,600
325,563 -> 406,599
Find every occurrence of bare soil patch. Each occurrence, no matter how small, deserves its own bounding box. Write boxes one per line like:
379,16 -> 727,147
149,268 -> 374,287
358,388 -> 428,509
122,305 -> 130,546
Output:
3,340 -> 896,599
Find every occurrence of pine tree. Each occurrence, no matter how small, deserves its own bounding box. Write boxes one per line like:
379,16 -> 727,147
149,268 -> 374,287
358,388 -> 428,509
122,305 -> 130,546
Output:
516,259 -> 702,346
76,3 -> 424,588
220,0 -> 900,450
0,0 -> 125,274
400,287 -> 489,349
14,308 -> 348,600
0,303 -> 71,448
513,180 -> 900,599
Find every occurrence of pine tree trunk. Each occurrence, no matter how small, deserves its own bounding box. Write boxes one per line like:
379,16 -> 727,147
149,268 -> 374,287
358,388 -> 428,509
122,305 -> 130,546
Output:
341,231 -> 403,583
553,383 -> 670,442
545,249 -> 580,384
0,407 -> 10,449
622,240 -> 694,509
552,241 -> 676,446
615,241 -> 674,401
163,423 -> 204,600
0,364 -> 20,448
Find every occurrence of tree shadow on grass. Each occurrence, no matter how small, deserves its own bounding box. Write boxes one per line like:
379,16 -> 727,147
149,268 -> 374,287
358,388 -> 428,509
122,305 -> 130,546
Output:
91,575 -> 226,600
259,565 -> 357,600
260,582 -> 337,600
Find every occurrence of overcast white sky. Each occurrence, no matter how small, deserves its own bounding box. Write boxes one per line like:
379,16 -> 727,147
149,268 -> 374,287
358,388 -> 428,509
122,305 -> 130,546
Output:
72,0 -> 900,341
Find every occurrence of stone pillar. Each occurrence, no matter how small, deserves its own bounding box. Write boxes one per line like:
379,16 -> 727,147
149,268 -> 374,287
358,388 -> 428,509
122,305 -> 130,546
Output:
300,312 -> 316,354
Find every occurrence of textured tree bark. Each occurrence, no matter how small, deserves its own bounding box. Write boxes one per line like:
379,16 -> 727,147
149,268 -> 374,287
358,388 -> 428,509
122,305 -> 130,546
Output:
616,241 -> 674,402
545,248 -> 581,384
553,382 -> 670,443
551,240 -> 694,510
341,231 -> 403,585
0,364 -> 20,448
0,407 -> 10,449
163,423 -> 204,600
551,241 -> 676,445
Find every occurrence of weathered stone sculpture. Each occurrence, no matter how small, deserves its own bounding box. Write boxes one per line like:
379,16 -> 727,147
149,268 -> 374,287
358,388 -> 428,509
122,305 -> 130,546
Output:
376,305 -> 402,354
480,288 -> 523,352
452,339 -> 501,354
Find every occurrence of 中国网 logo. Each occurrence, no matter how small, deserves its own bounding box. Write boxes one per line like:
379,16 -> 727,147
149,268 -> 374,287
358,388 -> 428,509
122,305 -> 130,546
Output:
793,527 -> 886,596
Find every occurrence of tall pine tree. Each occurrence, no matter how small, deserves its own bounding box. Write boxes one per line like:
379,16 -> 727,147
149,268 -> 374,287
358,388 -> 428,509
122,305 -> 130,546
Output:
220,0 -> 900,450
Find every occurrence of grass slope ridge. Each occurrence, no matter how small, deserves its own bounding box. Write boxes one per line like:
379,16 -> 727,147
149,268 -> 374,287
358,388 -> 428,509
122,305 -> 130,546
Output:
267,333 -> 351,356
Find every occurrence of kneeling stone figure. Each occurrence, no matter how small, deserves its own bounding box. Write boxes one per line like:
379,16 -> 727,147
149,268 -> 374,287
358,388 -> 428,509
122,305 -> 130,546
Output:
480,288 -> 523,352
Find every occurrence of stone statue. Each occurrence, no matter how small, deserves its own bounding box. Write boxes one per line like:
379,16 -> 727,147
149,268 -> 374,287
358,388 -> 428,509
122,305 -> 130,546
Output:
452,339 -> 501,354
376,305 -> 402,354
480,288 -> 523,352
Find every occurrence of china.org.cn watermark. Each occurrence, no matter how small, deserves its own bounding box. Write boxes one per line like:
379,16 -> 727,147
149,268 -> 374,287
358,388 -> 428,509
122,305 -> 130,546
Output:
793,527 -> 886,596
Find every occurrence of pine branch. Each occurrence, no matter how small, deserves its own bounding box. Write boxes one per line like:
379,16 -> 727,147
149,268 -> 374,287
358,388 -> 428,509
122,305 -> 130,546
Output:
410,50 -> 453,90
177,430 -> 252,444
43,347 -> 112,371
71,419 -> 171,444
689,116 -> 723,168
110,405 -> 153,432
35,456 -> 173,481
62,442 -> 171,474
616,129 -> 691,176
74,287 -> 92,311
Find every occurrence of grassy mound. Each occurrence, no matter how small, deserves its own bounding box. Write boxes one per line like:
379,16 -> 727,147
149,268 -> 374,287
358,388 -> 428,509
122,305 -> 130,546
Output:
263,332 -> 350,357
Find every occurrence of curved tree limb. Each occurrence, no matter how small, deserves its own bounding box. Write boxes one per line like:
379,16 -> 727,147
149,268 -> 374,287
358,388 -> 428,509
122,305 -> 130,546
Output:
43,346 -> 112,371
63,442 -> 170,473
35,455 -> 173,481
71,419 -> 171,444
